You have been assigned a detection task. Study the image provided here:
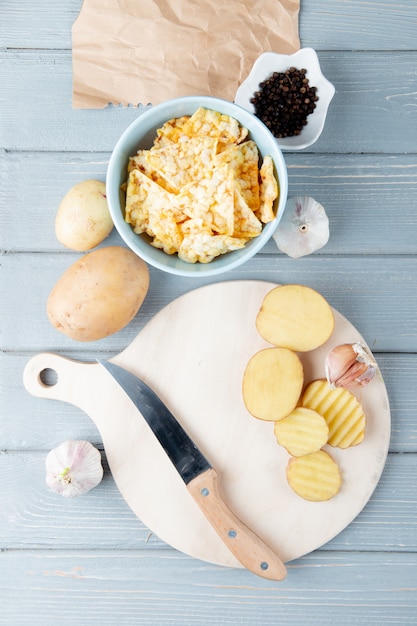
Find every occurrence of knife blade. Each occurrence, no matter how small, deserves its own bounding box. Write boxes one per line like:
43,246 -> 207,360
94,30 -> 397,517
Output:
98,359 -> 287,581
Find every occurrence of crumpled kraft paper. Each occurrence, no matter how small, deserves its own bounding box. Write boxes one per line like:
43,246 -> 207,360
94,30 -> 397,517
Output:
72,0 -> 300,108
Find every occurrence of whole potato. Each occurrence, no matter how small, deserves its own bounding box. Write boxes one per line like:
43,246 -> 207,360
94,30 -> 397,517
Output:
55,179 -> 114,251
47,246 -> 150,341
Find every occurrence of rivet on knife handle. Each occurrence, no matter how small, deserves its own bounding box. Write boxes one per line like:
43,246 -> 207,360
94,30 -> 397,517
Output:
187,467 -> 287,581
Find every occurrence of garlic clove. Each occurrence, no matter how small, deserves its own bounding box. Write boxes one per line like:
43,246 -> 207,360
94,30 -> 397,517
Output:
273,195 -> 330,258
45,440 -> 103,497
325,343 -> 378,390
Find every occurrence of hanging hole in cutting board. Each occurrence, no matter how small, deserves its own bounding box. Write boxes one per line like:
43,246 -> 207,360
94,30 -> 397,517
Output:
39,368 -> 58,387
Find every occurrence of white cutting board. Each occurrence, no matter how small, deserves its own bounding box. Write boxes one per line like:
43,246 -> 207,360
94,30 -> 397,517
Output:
23,280 -> 391,568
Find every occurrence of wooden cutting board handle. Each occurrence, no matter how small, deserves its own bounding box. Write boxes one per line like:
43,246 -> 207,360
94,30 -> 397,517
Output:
22,352 -> 120,437
23,352 -> 94,404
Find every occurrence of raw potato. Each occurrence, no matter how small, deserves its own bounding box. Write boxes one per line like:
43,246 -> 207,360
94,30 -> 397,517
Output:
301,379 -> 366,448
286,450 -> 342,502
242,347 -> 304,421
256,284 -> 335,352
55,179 -> 114,251
47,246 -> 149,342
274,407 -> 329,457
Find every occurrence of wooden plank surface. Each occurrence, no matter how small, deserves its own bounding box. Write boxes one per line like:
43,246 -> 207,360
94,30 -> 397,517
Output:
2,253 -> 417,352
1,451 -> 415,553
1,0 -> 416,51
1,0 -> 417,623
2,50 -> 416,154
2,151 -> 417,254
2,550 -> 417,626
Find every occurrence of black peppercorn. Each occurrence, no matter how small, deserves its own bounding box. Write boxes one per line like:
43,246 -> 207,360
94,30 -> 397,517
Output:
250,66 -> 319,139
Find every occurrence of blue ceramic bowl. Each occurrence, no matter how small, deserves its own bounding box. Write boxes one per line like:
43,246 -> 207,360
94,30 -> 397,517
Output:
106,96 -> 288,277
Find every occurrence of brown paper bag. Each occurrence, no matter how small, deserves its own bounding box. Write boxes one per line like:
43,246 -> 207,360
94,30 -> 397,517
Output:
72,0 -> 300,108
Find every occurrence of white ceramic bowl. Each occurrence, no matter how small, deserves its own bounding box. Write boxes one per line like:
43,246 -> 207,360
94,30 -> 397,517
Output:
106,96 -> 288,277
235,48 -> 335,151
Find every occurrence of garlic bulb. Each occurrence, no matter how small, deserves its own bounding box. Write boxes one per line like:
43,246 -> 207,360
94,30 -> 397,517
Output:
45,440 -> 103,497
273,196 -> 329,258
325,343 -> 378,390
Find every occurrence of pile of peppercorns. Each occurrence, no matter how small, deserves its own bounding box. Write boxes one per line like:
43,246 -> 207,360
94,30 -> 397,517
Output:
250,67 -> 319,138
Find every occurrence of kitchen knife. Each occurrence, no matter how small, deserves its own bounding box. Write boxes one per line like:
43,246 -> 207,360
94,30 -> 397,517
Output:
98,359 -> 287,581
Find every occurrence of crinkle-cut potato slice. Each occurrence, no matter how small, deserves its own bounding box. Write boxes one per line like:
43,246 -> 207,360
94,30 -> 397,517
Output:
256,156 -> 278,223
256,284 -> 335,352
242,348 -> 304,422
286,450 -> 342,502
301,379 -> 366,449
274,407 -> 329,457
214,140 -> 261,213
181,107 -> 248,149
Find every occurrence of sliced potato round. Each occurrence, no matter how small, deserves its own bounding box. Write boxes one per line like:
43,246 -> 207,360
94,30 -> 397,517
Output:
242,347 -> 303,421
274,407 -> 329,457
256,284 -> 335,352
286,450 -> 342,502
301,379 -> 366,449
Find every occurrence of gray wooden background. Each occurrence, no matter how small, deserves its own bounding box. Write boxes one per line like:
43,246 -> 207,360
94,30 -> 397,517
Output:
1,1 -> 417,624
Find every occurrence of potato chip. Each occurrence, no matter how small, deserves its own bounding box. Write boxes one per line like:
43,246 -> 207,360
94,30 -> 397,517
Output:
177,164 -> 235,236
233,185 -> 262,239
153,115 -> 190,147
128,151 -> 177,194
214,140 -> 261,212
153,137 -> 218,192
129,136 -> 218,194
125,168 -> 170,234
147,207 -> 184,256
178,229 -> 247,264
286,450 -> 342,502
257,156 -> 278,223
181,107 -> 248,149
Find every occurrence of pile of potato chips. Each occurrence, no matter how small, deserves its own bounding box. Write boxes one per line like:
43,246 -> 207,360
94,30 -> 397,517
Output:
124,107 -> 279,264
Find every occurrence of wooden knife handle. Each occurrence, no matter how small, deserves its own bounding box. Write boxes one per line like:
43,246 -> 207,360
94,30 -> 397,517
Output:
187,468 -> 287,581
